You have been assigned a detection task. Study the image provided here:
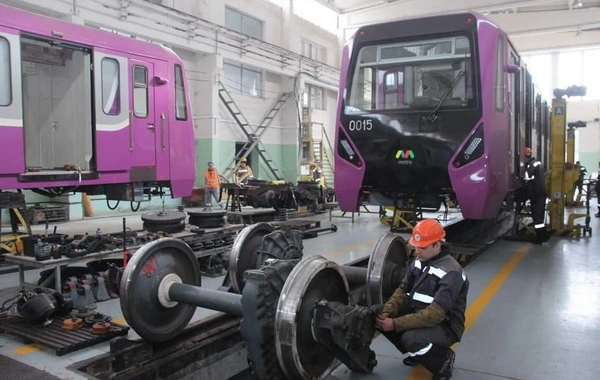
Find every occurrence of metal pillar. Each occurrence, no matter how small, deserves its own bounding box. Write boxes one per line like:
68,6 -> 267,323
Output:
549,97 -> 567,231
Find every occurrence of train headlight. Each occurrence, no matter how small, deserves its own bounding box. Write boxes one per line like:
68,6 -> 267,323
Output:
453,123 -> 484,168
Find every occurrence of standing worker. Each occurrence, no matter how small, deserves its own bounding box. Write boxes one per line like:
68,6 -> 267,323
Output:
235,157 -> 254,185
373,219 -> 469,380
204,161 -> 222,210
523,147 -> 548,243
574,161 -> 587,198
596,161 -> 600,217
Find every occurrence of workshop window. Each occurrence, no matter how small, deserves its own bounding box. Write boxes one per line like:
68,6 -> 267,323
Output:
133,66 -> 148,118
583,49 -> 600,99
302,84 -> 325,110
101,58 -> 121,115
224,61 -> 263,98
0,37 -> 12,107
225,7 -> 263,40
495,36 -> 504,112
175,64 -> 187,120
301,39 -> 327,64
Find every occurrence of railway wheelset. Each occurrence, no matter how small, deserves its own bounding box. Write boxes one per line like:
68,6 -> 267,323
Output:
119,225 -> 409,380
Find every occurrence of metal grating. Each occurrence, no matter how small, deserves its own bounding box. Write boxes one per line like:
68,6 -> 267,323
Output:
0,315 -> 129,356
0,354 -> 63,380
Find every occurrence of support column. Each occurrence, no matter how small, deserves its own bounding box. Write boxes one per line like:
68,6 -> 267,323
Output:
193,53 -> 222,187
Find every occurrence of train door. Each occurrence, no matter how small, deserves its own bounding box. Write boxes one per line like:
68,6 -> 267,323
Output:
20,36 -> 93,172
507,47 -> 519,179
128,60 -> 156,168
0,29 -> 24,175
93,51 -> 130,171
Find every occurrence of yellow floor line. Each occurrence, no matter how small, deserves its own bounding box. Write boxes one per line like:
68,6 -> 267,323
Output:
113,317 -> 127,325
406,244 -> 529,379
13,343 -> 43,355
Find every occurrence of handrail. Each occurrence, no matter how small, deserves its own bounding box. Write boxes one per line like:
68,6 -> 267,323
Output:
320,125 -> 334,169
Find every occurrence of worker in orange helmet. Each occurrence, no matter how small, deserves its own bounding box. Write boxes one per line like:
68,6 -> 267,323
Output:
522,146 -> 548,243
374,219 -> 469,380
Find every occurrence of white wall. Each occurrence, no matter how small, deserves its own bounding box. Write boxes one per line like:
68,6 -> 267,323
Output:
164,0 -> 340,151
567,100 -> 600,169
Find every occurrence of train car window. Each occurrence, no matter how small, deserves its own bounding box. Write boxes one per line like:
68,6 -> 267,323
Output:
175,64 -> 187,120
0,37 -> 11,106
133,66 -> 148,118
346,35 -> 474,114
495,36 -> 505,112
101,58 -> 121,115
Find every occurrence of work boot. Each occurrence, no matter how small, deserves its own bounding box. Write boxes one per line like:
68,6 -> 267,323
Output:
431,349 -> 455,380
403,356 -> 418,366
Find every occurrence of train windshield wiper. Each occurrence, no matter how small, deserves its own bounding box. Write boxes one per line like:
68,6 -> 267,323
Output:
424,70 -> 465,123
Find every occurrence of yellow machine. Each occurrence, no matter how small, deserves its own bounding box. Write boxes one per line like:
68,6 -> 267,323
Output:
547,86 -> 591,237
0,192 -> 32,255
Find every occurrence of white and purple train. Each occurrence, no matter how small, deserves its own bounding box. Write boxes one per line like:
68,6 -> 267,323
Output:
0,4 -> 195,200
335,12 -> 551,219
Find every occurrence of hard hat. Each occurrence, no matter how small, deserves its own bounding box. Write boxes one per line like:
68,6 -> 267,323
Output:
207,161 -> 214,166
239,157 -> 247,163
523,147 -> 532,156
408,219 -> 446,248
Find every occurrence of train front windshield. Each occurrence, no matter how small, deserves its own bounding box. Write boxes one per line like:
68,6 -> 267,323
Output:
339,33 -> 481,195
346,36 -> 475,114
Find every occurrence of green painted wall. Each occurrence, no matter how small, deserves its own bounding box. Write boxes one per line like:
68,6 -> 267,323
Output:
195,138 -> 299,185
577,152 -> 600,175
0,191 -> 181,227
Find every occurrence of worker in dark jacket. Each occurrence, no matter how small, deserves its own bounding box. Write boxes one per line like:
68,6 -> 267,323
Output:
374,219 -> 469,380
596,161 -> 600,217
523,147 -> 548,243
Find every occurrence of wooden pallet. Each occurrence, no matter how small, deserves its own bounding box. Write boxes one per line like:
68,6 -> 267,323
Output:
0,315 -> 129,356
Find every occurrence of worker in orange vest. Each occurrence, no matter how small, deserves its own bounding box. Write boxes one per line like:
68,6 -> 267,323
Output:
204,161 -> 222,210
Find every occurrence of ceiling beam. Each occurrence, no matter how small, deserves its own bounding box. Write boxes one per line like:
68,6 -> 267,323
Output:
311,0 -> 341,13
513,30 -> 600,52
342,0 -> 565,28
487,9 -> 600,35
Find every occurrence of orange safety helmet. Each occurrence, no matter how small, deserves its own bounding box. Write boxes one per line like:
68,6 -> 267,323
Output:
523,147 -> 532,156
409,219 -> 446,248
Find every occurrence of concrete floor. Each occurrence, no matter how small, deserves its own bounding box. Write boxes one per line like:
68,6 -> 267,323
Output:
1,203 -> 599,380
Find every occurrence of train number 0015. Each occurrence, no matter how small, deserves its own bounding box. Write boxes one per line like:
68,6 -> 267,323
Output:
348,120 -> 373,131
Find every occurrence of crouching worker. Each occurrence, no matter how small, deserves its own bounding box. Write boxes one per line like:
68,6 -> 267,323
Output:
374,219 -> 469,380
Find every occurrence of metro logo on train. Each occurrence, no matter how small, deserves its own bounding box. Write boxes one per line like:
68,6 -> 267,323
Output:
395,150 -> 415,160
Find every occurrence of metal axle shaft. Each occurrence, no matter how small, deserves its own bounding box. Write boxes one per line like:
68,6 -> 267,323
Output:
169,283 -> 243,316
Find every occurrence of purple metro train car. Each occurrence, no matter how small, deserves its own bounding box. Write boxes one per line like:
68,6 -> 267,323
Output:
0,4 -> 195,200
334,12 -> 550,219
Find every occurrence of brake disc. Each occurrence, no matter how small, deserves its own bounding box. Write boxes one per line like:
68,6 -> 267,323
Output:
141,211 -> 186,233
187,209 -> 228,229
241,259 -> 299,380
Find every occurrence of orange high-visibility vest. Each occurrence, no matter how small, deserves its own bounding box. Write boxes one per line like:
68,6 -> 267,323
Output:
204,169 -> 220,189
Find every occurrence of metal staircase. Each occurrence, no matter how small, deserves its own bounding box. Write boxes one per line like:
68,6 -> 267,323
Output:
218,82 -> 290,181
312,128 -> 335,188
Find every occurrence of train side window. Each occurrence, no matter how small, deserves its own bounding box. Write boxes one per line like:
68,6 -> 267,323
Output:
495,36 -> 505,111
0,37 -> 11,107
174,64 -> 187,120
133,65 -> 148,118
101,58 -> 121,115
